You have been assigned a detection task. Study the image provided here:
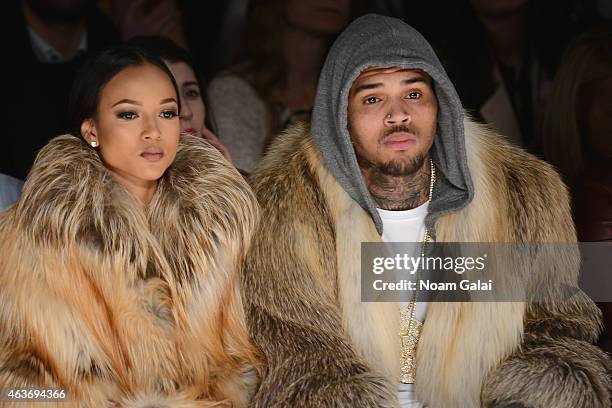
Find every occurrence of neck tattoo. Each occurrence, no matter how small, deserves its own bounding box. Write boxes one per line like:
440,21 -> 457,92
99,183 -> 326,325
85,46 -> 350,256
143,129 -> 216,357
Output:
362,159 -> 432,211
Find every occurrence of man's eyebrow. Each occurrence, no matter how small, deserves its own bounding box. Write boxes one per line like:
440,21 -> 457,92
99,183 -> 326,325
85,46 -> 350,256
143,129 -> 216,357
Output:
352,76 -> 429,96
402,77 -> 428,85
112,99 -> 142,107
352,82 -> 383,95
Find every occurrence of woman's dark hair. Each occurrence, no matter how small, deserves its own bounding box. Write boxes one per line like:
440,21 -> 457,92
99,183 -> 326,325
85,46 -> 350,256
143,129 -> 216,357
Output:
125,36 -> 217,133
68,43 -> 181,135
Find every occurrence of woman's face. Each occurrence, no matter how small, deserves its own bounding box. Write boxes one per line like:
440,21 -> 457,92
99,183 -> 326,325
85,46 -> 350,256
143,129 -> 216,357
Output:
82,63 -> 180,191
166,61 -> 206,136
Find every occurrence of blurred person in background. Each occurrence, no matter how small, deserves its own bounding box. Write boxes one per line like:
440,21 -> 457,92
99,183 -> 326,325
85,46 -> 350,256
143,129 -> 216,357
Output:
207,0 -> 355,173
542,24 -> 612,354
5,0 -> 118,180
431,0 -> 599,154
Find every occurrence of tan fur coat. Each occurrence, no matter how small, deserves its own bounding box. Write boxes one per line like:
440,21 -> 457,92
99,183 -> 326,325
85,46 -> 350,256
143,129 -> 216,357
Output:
0,134 -> 259,407
243,120 -> 612,407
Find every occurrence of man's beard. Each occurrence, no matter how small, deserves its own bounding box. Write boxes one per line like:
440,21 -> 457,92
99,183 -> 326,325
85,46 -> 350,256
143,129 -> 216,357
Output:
376,154 -> 427,176
356,152 -> 427,177
354,124 -> 428,176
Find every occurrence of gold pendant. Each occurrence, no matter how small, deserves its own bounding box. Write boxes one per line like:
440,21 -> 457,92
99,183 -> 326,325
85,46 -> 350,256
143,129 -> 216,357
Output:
400,305 -> 423,384
398,158 -> 434,385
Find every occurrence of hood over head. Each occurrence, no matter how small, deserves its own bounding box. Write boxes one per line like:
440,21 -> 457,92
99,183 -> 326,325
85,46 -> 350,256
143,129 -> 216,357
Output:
311,14 -> 473,236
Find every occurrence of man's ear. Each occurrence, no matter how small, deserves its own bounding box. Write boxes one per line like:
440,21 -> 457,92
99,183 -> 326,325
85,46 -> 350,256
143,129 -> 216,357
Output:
80,119 -> 98,147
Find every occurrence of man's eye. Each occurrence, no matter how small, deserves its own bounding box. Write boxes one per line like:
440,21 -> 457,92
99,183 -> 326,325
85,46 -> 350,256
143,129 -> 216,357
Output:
365,96 -> 380,104
406,92 -> 422,99
117,111 -> 137,120
160,110 -> 178,119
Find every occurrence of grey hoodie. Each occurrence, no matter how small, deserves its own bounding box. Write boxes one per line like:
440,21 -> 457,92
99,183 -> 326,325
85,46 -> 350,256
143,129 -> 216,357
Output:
311,14 -> 474,237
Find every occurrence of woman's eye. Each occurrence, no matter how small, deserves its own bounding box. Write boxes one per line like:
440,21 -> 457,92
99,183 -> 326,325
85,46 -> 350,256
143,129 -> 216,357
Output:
364,96 -> 380,104
185,89 -> 200,98
160,110 -> 178,119
406,92 -> 422,99
117,111 -> 137,120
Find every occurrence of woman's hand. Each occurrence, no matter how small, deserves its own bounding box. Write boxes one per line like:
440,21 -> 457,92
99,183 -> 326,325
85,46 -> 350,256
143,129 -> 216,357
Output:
201,127 -> 233,162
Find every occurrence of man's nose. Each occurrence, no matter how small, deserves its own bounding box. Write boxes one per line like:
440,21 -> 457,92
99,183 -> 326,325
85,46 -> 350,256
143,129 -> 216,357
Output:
384,104 -> 410,125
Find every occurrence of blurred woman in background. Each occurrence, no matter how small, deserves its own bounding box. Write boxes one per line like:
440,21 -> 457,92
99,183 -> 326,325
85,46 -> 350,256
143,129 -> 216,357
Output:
208,0 -> 355,172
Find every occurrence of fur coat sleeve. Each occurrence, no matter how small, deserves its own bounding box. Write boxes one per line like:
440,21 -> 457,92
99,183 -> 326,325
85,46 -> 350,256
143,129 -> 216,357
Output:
482,299 -> 612,408
460,122 -> 612,408
243,135 -> 397,407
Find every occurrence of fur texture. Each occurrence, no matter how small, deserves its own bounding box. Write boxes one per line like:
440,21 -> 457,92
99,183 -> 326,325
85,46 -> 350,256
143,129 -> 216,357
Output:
0,134 -> 260,407
243,120 -> 612,407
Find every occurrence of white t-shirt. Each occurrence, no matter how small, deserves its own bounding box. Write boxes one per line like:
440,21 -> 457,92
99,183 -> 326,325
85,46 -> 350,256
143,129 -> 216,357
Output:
377,202 -> 429,408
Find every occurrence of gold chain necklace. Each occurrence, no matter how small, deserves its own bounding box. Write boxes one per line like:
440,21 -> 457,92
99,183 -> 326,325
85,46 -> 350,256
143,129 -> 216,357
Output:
399,157 -> 436,384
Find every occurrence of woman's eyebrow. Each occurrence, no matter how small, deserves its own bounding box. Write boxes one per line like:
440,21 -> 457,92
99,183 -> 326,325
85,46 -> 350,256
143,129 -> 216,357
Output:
160,97 -> 178,104
112,98 -> 142,107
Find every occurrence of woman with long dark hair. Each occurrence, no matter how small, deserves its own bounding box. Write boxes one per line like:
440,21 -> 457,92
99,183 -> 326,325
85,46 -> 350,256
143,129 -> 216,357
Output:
0,44 -> 259,407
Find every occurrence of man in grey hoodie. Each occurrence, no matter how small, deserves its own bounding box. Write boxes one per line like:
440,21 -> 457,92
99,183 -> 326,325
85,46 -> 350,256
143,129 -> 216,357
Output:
242,14 -> 611,408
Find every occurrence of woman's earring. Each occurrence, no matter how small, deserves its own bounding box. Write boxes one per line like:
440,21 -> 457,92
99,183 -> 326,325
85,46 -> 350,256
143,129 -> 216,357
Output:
91,140 -> 98,147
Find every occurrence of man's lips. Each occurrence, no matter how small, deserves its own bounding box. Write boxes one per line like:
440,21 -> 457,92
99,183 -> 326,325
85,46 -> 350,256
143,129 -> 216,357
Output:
141,146 -> 164,162
382,132 -> 417,150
